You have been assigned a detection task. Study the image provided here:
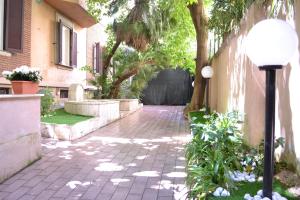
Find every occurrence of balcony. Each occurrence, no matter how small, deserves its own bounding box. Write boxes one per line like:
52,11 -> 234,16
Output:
44,0 -> 96,28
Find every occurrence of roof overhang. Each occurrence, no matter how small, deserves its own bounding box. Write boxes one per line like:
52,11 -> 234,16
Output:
44,0 -> 97,28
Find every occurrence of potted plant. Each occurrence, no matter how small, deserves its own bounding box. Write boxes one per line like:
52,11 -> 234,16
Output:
2,65 -> 43,94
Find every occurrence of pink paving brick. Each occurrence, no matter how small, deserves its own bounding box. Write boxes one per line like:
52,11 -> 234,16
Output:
0,106 -> 189,200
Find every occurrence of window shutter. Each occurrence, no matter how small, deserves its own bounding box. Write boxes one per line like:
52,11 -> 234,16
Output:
57,21 -> 63,64
95,42 -> 100,73
99,45 -> 103,74
71,31 -> 77,67
5,0 -> 24,52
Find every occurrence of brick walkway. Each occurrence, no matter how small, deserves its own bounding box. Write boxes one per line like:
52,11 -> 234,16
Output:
0,106 -> 190,200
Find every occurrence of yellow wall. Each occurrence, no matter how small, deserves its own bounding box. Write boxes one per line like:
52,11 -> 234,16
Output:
31,0 -> 88,88
210,3 -> 300,174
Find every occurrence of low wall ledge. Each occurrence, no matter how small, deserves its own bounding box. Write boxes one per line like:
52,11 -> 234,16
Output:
0,94 -> 44,100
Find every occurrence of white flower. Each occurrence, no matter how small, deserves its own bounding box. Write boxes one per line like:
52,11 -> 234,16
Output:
13,67 -> 22,73
13,65 -> 30,74
30,67 -> 40,72
2,70 -> 12,77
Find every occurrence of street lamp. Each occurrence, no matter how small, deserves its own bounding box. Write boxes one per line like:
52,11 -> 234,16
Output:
246,19 -> 298,199
201,66 -> 214,114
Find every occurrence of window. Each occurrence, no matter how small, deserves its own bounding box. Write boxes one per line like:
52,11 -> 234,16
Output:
0,0 -> 24,52
61,25 -> 71,66
0,87 -> 9,94
60,89 -> 68,98
93,42 -> 102,74
57,17 -> 77,67
0,0 -> 5,50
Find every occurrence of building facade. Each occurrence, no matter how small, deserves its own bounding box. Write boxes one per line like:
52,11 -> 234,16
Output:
0,0 -> 103,101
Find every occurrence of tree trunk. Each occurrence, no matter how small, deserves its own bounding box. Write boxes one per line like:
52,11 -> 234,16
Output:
108,67 -> 139,98
103,40 -> 121,75
108,60 -> 155,98
184,0 -> 208,116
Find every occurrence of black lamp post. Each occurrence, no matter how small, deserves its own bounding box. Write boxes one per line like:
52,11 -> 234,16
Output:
246,19 -> 298,199
201,66 -> 214,114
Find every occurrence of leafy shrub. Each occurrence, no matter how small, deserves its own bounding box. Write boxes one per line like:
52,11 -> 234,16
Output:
39,88 -> 54,116
241,137 -> 285,176
186,111 -> 244,198
186,110 -> 286,199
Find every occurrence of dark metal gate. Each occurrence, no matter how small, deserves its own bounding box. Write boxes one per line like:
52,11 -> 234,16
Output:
141,69 -> 193,105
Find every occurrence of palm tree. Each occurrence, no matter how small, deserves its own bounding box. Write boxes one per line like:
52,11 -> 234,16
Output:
103,0 -> 166,75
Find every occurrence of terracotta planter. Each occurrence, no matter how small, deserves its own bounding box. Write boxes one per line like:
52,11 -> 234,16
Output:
11,81 -> 39,94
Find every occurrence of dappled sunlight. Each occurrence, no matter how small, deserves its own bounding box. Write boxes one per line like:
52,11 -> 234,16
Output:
136,155 -> 148,160
174,166 -> 185,169
133,171 -> 160,177
88,136 -> 131,144
32,107 -> 189,200
143,144 -> 159,150
177,157 -> 185,161
95,162 -> 124,172
81,150 -> 99,156
127,163 -> 137,167
66,181 -> 92,189
97,159 -> 111,162
160,180 -> 173,190
164,172 -> 187,178
110,178 -> 130,185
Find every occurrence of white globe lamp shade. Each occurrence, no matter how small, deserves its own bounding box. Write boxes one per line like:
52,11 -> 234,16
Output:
201,66 -> 214,78
246,19 -> 298,66
192,81 -> 194,87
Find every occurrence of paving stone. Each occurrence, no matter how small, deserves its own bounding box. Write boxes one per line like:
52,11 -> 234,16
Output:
4,187 -> 29,200
126,194 -> 143,200
17,194 -> 36,200
142,188 -> 159,200
81,185 -> 102,199
2,180 -> 26,192
0,106 -> 188,200
96,193 -> 112,200
35,190 -> 55,200
110,187 -> 130,200
23,175 -> 46,187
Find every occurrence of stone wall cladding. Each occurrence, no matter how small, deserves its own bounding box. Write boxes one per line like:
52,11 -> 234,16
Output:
0,0 -> 32,73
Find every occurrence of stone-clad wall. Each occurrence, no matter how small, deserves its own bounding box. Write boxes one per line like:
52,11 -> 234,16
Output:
209,2 -> 300,175
0,95 -> 42,183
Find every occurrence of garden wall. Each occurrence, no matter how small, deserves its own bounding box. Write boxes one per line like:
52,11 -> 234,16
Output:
0,95 -> 42,182
210,2 -> 300,175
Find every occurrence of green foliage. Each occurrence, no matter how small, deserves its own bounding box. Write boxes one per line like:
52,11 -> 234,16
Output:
186,110 -> 288,199
38,88 -> 54,116
89,74 -> 112,99
208,0 -> 255,38
41,109 -> 93,125
186,111 -> 244,198
119,65 -> 161,99
241,137 -> 285,176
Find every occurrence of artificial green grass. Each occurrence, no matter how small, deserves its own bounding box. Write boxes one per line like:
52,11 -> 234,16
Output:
41,109 -> 93,125
207,180 -> 298,200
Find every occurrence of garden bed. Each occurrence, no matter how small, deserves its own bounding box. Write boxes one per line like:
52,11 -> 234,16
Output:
41,109 -> 92,125
185,110 -> 298,199
41,103 -> 143,141
207,180 -> 297,200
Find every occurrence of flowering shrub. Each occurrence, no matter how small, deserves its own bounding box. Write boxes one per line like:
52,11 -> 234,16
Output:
2,65 -> 42,82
